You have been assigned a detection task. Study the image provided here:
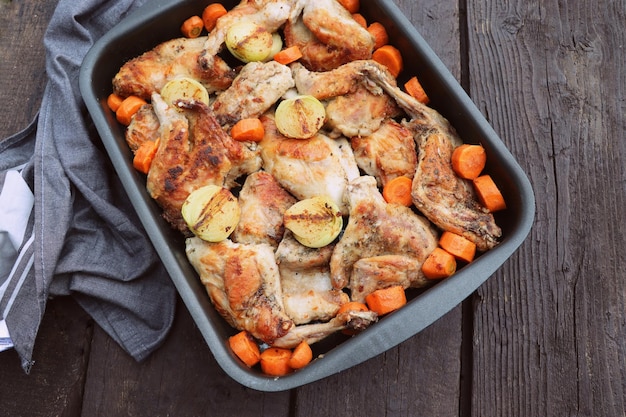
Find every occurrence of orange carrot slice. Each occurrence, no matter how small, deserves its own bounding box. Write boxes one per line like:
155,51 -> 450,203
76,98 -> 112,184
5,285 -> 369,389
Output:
365,285 -> 407,316
473,174 -> 507,212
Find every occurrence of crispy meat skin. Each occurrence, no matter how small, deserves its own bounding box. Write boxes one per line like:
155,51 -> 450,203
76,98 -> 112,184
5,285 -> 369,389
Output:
351,118 -> 417,187
350,255 -> 429,303
146,94 -> 261,232
210,61 -> 295,127
231,171 -> 296,248
283,17 -> 349,72
276,231 -> 347,325
412,130 -> 501,251
125,104 -> 159,151
325,86 -> 401,138
259,113 -> 359,213
330,176 -> 439,293
113,37 -> 235,100
292,60 -> 370,100
186,238 -> 293,345
271,308 -> 377,349
283,3 -> 374,72
299,0 -> 374,65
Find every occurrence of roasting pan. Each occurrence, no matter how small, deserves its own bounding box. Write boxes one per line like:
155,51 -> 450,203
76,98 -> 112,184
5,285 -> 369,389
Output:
80,0 -> 535,391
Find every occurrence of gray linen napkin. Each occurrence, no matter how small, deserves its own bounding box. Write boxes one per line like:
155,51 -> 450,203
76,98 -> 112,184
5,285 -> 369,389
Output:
0,0 -> 176,372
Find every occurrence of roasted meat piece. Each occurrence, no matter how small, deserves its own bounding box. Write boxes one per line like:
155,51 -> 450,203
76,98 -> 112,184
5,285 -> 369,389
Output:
358,61 -> 502,250
349,255 -> 429,303
113,37 -> 235,100
231,171 -> 297,248
259,113 -> 359,213
283,16 -> 348,72
211,61 -> 295,127
283,4 -> 374,72
186,233 -> 375,349
125,104 -> 159,152
298,0 -> 374,67
146,94 -> 261,232
411,130 -> 501,251
291,61 -> 367,100
271,307 -> 377,349
330,176 -> 439,293
275,231 -> 347,325
186,237 -> 293,345
325,87 -> 401,138
292,60 -> 401,138
351,119 -> 417,187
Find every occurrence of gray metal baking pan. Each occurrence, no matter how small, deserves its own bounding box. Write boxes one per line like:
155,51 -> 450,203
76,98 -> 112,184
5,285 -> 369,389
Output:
80,0 -> 535,391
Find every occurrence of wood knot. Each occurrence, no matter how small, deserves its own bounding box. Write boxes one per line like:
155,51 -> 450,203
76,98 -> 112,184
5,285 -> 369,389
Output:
502,15 -> 523,35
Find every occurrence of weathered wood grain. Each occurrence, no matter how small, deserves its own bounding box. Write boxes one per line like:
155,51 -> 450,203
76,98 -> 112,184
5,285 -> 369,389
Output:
0,299 -> 92,417
0,0 -> 57,139
466,0 -> 626,415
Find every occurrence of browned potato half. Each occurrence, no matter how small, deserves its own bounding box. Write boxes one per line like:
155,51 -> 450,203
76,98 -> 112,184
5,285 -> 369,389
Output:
181,185 -> 241,242
284,196 -> 343,248
275,95 -> 326,139
160,77 -> 210,107
225,21 -> 274,63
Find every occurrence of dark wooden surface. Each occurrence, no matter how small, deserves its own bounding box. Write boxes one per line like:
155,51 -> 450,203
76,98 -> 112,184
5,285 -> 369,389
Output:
1,0 -> 625,416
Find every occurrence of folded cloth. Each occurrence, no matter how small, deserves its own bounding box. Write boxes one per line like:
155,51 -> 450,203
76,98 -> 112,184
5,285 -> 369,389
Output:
0,0 -> 176,372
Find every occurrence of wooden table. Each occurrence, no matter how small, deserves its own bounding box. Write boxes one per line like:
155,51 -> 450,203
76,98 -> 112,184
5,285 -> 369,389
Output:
1,0 -> 625,415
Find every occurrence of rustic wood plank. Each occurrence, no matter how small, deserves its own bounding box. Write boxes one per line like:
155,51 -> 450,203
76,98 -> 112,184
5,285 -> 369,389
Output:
81,297 -> 291,417
0,0 -> 58,139
292,1 -> 466,415
0,299 -> 93,417
466,0 -> 626,415
294,311 -> 463,417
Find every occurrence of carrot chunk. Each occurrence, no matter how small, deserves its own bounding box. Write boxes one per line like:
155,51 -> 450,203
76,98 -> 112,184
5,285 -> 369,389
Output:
365,285 -> 407,316
288,341 -> 313,370
404,76 -> 430,105
230,118 -> 265,142
181,15 -> 204,38
367,22 -> 389,50
337,301 -> 369,315
352,13 -> 367,28
337,0 -> 360,13
372,44 -> 403,78
260,347 -> 293,376
116,95 -> 147,126
273,45 -> 303,65
439,231 -> 476,263
107,93 -> 124,112
473,175 -> 507,212
422,247 -> 457,280
451,144 -> 487,180
202,3 -> 228,32
382,176 -> 413,207
228,331 -> 261,368
132,138 -> 160,174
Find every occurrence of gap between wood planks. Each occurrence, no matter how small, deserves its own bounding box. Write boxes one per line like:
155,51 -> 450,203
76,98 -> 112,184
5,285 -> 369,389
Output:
457,0 -> 475,416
